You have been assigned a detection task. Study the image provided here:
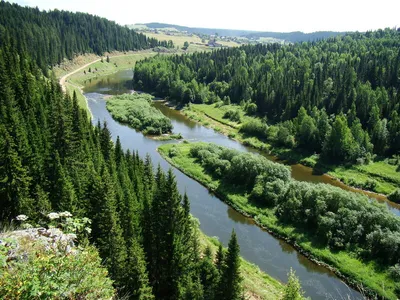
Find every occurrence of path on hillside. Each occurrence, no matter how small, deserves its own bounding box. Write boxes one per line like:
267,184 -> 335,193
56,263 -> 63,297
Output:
59,58 -> 101,92
59,52 -> 147,91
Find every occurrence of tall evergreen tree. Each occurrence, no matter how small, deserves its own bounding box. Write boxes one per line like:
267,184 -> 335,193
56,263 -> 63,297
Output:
219,230 -> 242,300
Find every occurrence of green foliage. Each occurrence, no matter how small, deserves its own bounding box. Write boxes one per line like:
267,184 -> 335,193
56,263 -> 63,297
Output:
0,2 -> 171,72
388,189 -> 400,203
223,109 -> 241,123
218,230 -> 243,300
282,269 -> 306,300
0,243 -> 115,299
160,142 -> 400,298
106,93 -> 173,135
134,29 -> 400,164
239,118 -> 268,139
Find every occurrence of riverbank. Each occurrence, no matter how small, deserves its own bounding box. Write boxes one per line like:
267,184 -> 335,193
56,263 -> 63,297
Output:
159,142 -> 398,300
56,50 -> 160,114
181,103 -> 400,200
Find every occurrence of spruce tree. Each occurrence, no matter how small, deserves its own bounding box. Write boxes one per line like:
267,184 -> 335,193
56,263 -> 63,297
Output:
90,166 -> 127,287
125,236 -> 154,300
219,230 -> 242,300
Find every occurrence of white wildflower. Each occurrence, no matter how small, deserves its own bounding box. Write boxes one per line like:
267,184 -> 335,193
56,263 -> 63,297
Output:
59,211 -> 72,218
16,214 -> 28,221
67,233 -> 77,240
47,212 -> 60,220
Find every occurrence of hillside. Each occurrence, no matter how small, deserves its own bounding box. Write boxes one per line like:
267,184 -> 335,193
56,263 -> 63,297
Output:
0,2 -> 297,300
133,29 -> 400,196
0,2 -> 172,72
139,22 -> 346,42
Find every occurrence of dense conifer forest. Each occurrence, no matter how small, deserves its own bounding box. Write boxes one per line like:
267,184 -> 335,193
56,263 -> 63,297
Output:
134,29 -> 400,165
0,1 -> 173,72
0,3 -> 257,299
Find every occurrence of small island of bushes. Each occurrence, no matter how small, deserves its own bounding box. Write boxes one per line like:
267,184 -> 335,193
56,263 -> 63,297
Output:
106,93 -> 173,135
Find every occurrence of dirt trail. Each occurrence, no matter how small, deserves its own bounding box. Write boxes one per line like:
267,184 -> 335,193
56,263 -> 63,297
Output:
59,58 -> 101,92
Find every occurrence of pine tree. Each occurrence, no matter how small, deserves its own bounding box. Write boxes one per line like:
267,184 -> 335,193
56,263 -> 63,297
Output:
219,230 -> 242,300
89,166 -> 127,286
0,125 -> 33,219
125,236 -> 154,300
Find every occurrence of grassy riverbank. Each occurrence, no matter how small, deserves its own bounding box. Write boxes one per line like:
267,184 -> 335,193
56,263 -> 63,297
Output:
55,51 -> 159,112
198,231 -> 284,299
159,142 -> 398,300
182,103 -> 399,197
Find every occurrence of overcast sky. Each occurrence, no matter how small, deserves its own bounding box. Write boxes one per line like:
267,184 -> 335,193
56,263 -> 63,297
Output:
9,0 -> 400,33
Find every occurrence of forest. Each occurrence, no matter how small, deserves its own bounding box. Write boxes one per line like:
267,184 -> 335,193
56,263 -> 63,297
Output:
0,3 -> 306,300
0,22 -> 253,300
133,29 -> 400,171
0,1 -> 174,73
160,142 -> 400,298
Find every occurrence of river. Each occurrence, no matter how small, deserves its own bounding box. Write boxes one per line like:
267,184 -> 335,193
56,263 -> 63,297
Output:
83,69 -> 380,299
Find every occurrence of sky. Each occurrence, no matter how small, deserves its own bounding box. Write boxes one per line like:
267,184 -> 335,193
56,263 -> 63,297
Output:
9,0 -> 400,33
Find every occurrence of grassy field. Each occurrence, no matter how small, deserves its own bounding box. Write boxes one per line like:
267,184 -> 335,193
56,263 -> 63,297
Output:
198,231 -> 284,299
183,103 -> 400,197
159,142 -> 398,300
144,31 -> 239,49
55,51 -> 159,113
144,32 -> 203,47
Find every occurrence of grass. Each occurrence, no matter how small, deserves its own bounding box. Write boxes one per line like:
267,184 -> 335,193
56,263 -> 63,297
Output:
55,51 -> 161,113
198,231 -> 284,299
159,142 -> 398,300
143,31 -> 239,50
65,51 -> 158,87
143,32 -> 203,48
183,103 -> 400,197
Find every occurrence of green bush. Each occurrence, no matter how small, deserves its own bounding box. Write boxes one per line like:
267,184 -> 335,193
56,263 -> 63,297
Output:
223,109 -> 241,123
107,93 -> 172,135
0,242 -> 114,299
240,119 -> 268,139
388,189 -> 400,203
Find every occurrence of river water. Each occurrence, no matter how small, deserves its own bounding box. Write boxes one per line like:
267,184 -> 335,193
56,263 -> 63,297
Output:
82,69 -> 392,299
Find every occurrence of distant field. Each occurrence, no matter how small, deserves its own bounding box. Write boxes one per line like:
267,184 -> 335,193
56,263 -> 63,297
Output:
144,32 -> 203,47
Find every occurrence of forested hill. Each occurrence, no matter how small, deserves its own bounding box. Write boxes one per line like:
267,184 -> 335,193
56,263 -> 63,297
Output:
142,22 -> 345,42
0,16 -> 250,300
0,1 -> 171,72
134,29 -> 400,164
243,31 -> 346,43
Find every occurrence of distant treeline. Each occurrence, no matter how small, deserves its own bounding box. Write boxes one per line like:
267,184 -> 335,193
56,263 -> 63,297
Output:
134,29 -> 400,164
142,22 -> 345,42
0,1 -> 173,72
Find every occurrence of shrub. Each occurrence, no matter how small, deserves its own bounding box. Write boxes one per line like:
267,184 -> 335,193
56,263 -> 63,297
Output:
388,189 -> 400,203
240,119 -> 268,139
168,146 -> 179,158
223,109 -> 241,123
389,264 -> 400,280
245,103 -> 258,115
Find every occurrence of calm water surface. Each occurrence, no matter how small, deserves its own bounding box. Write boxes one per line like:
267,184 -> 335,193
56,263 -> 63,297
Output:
83,69 -> 390,299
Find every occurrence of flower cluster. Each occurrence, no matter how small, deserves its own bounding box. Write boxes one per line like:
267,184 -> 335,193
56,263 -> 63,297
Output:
47,212 -> 60,220
15,215 -> 29,221
59,211 -> 72,218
